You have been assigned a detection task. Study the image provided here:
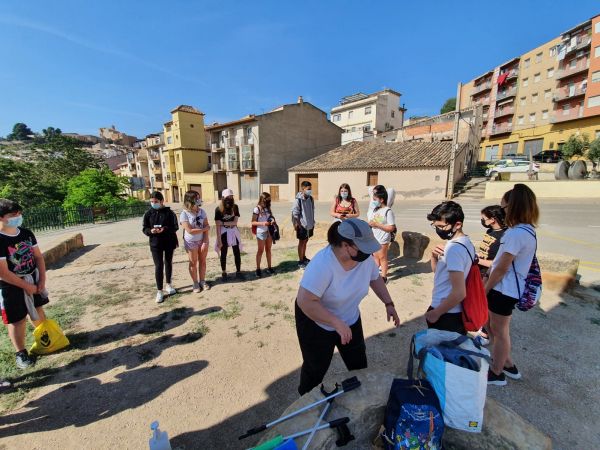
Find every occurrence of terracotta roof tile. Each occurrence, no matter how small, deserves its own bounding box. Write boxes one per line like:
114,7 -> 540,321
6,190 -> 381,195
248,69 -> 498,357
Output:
289,140 -> 464,172
170,105 -> 205,115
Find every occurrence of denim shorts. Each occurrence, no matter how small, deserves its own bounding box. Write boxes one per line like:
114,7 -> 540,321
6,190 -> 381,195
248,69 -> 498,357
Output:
256,229 -> 270,241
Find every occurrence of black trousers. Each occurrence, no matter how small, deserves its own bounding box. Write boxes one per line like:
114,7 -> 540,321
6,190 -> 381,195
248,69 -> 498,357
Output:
295,302 -> 367,396
220,233 -> 241,272
150,246 -> 174,290
426,306 -> 466,335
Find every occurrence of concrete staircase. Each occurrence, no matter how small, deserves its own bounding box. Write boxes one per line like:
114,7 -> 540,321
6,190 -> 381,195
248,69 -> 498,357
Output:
453,176 -> 488,200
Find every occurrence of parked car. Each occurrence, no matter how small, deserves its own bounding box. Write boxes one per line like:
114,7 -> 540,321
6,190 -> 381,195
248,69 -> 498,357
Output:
486,158 -> 523,169
486,160 -> 540,178
533,150 -> 563,163
503,153 -> 529,161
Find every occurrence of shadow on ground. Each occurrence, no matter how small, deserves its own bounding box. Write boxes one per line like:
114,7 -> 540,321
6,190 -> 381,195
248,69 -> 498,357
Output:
47,244 -> 100,269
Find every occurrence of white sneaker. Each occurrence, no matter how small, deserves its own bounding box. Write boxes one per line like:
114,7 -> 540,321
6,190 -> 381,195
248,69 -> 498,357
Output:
155,291 -> 164,303
192,282 -> 201,293
200,281 -> 210,291
165,284 -> 176,295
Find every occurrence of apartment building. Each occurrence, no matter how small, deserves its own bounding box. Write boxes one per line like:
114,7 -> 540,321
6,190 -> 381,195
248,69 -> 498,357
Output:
459,13 -> 600,160
162,105 -> 215,203
141,133 -> 166,196
330,89 -> 405,145
206,97 -> 342,201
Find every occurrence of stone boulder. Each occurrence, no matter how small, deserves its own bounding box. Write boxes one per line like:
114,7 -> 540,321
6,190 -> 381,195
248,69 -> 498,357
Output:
401,232 -> 430,260
257,369 -> 551,450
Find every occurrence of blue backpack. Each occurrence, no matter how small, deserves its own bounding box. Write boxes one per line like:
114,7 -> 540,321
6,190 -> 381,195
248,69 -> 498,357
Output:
382,346 -> 444,450
512,227 -> 542,312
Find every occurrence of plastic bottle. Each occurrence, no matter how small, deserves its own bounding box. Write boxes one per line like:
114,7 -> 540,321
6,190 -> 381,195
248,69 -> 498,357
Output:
149,421 -> 172,450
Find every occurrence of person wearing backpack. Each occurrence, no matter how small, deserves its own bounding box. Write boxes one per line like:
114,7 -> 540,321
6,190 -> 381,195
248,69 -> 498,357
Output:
425,201 -> 476,335
484,184 -> 539,386
330,183 -> 360,222
291,181 -> 315,269
251,192 -> 276,277
367,185 -> 396,284
180,190 -> 210,293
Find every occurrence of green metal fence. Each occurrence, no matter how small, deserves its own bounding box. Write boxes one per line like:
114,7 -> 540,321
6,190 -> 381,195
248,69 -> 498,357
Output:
23,204 -> 149,232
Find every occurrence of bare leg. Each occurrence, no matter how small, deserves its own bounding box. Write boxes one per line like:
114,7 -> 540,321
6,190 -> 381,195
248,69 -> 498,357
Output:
31,306 -> 47,328
7,319 -> 27,352
256,238 -> 266,270
489,311 -> 513,374
379,243 -> 390,278
199,242 -> 209,282
187,247 -> 199,283
265,236 -> 273,269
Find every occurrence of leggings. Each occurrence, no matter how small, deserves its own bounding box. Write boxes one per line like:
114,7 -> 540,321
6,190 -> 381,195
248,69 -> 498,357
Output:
150,247 -> 174,290
220,232 -> 241,272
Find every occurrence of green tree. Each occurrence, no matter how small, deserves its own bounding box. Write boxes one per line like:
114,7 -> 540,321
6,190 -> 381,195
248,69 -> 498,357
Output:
440,98 -> 457,114
561,134 -> 590,159
42,127 -> 62,140
587,138 -> 600,173
0,158 -> 63,208
63,168 -> 129,208
6,123 -> 34,141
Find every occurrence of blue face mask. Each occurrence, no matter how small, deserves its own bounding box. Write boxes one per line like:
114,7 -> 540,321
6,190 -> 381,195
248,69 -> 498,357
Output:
151,203 -> 161,210
340,192 -> 348,199
370,200 -> 380,209
7,215 -> 23,228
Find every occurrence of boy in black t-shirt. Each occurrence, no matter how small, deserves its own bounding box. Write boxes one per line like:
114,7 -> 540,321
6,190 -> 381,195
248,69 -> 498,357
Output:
0,199 -> 48,369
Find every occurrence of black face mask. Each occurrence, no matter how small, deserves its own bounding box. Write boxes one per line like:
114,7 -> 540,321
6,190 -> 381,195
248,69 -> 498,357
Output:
350,246 -> 370,262
435,227 -> 456,240
224,199 -> 234,207
481,218 -> 493,229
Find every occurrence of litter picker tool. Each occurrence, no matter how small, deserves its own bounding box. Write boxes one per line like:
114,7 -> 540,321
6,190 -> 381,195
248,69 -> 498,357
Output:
239,377 -> 360,440
249,417 -> 351,450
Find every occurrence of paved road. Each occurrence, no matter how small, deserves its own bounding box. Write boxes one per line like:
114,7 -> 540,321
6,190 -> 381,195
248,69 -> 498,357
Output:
36,198 -> 600,286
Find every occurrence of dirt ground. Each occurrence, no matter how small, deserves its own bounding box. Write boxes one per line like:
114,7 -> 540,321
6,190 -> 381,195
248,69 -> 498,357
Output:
0,239 -> 599,449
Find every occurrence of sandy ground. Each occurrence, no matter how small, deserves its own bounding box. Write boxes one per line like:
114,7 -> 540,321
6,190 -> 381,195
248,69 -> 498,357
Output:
0,239 -> 599,449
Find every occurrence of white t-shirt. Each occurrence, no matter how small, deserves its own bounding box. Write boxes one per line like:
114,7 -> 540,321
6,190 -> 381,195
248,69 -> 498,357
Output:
431,235 -> 475,313
253,206 -> 271,233
179,209 -> 207,242
300,245 -> 380,331
490,224 -> 537,300
367,206 -> 395,244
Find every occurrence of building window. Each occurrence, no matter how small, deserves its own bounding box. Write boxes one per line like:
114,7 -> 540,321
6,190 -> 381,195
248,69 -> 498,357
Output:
391,110 -> 395,118
536,52 -> 543,63
562,104 -> 571,115
176,154 -> 180,162
529,113 -> 536,123
524,58 -> 530,68
595,46 -> 600,58
351,127 -> 356,132
569,59 -> 577,68
523,78 -> 529,87
550,47 -> 557,57
367,172 -> 378,186
518,116 -> 524,125
544,89 -> 551,99
190,124 -> 194,128
589,95 -> 600,108
167,136 -> 172,144
542,110 -> 549,119
520,96 -> 526,106
348,110 -> 354,119
534,73 -> 541,83
592,71 -> 600,83
364,124 -> 371,132
176,134 -> 179,140
547,68 -> 554,78
596,23 -> 600,33
532,93 -> 538,103
365,106 -> 372,115
332,114 -> 341,122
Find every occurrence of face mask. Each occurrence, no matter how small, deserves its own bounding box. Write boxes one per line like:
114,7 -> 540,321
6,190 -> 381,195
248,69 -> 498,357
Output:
349,246 -> 370,262
340,192 -> 348,199
151,203 -> 161,210
224,198 -> 234,206
435,226 -> 456,240
6,215 -> 23,228
195,199 -> 203,207
305,190 -> 312,197
481,218 -> 492,229
370,200 -> 380,209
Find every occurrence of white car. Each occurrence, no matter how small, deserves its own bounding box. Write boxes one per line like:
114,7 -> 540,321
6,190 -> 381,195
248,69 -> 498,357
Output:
486,160 -> 540,178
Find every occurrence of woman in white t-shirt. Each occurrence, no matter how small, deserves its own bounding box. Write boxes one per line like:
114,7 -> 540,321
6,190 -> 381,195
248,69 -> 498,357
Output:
367,185 -> 396,283
180,190 -> 210,293
485,184 -> 539,386
251,192 -> 276,277
295,219 -> 400,395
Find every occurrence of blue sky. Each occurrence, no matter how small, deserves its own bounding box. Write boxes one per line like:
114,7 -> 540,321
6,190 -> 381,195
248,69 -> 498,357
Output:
1,1 -> 599,138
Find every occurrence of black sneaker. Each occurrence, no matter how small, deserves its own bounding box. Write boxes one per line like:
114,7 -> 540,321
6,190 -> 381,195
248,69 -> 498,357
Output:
487,369 -> 507,386
298,261 -> 307,270
15,350 -> 35,370
255,269 -> 262,278
303,257 -> 311,264
235,271 -> 245,280
503,365 -> 522,380
267,268 -> 275,275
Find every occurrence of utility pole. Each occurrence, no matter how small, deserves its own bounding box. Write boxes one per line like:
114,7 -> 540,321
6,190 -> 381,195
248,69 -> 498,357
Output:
446,82 -> 462,199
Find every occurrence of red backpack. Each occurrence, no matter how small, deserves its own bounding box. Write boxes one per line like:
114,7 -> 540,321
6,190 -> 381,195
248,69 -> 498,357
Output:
455,242 -> 488,332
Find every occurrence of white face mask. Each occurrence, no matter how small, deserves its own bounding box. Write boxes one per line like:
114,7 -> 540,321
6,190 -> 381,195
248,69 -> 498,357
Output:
305,189 -> 312,197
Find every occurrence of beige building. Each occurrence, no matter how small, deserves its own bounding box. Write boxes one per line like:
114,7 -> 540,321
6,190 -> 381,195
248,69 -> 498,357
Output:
206,97 -> 342,201
99,125 -> 137,147
141,133 -> 166,195
330,89 -> 405,144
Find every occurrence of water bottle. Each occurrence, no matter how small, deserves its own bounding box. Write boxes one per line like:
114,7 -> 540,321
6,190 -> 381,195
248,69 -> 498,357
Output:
149,421 -> 172,450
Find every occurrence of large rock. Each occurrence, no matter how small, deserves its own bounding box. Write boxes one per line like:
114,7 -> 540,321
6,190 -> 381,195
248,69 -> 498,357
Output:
401,232 -> 430,259
257,369 -> 551,450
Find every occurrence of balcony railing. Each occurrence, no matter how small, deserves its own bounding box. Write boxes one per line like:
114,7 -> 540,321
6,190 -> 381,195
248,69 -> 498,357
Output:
241,159 -> 255,171
472,82 -> 492,95
228,160 -> 240,171
212,163 -> 225,173
211,142 -> 225,151
553,87 -> 587,102
496,88 -> 517,101
150,151 -> 161,161
505,69 -> 519,80
550,107 -> 585,123
555,60 -> 590,80
490,123 -> 513,135
227,137 -> 237,147
564,36 -> 592,56
494,107 -> 515,119
242,135 -> 254,145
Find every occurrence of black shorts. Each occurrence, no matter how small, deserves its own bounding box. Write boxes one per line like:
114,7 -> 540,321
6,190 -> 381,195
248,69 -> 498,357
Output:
0,283 -> 49,324
488,289 -> 518,317
426,306 -> 466,335
296,226 -> 314,241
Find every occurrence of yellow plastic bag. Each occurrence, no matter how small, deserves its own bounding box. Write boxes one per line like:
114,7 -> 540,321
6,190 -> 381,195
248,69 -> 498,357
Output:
30,319 -> 70,355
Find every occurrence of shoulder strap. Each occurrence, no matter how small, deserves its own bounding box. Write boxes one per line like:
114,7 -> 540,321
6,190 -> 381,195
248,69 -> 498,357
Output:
454,241 -> 475,265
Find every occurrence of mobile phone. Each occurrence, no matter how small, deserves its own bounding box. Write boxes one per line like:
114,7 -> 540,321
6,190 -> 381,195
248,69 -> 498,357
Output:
154,225 -> 162,228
